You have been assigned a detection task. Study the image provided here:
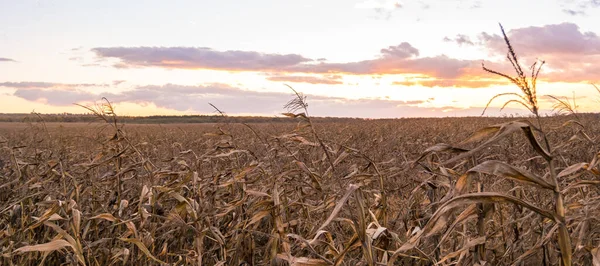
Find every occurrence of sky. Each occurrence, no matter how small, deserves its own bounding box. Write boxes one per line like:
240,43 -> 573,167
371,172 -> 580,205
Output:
1,0 -> 599,118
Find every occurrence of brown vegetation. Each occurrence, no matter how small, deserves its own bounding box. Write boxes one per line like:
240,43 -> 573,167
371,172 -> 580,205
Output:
1,106 -> 599,265
1,24 -> 600,265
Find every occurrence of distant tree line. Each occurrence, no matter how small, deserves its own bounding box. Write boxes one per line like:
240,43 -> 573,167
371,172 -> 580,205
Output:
0,113 -> 367,124
1,112 -> 594,124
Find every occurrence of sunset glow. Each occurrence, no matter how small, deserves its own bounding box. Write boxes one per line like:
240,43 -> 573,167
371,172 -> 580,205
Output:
1,0 -> 599,117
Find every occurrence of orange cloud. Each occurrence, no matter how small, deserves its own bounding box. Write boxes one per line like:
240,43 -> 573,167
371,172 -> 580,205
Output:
266,75 -> 343,85
393,78 -> 508,88
91,23 -> 600,88
4,81 -> 530,118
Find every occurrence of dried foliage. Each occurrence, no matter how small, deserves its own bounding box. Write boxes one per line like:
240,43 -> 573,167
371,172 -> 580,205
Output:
1,26 -> 600,266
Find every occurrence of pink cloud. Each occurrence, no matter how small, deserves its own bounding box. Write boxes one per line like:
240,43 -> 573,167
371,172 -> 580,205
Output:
3,81 -> 528,118
480,23 -> 600,55
380,42 -> 419,58
92,47 -> 312,71
92,43 -> 478,80
0,82 -> 105,89
91,23 -> 600,88
477,23 -> 600,83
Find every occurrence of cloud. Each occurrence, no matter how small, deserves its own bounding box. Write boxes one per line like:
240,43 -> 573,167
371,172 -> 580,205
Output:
0,82 -> 105,89
92,47 -> 312,71
5,81 -> 521,118
538,94 -> 588,103
443,34 -> 475,46
558,0 -> 600,15
92,43 -> 478,80
590,0 -> 600,7
403,100 -> 425,105
287,55 -> 475,79
380,42 -> 419,58
14,88 -> 99,105
6,82 -> 328,113
0,57 -> 16,62
480,23 -> 600,55
355,0 -> 402,10
470,1 -> 482,8
562,0 -> 600,8
91,24 -> 600,87
562,9 -> 586,15
0,82 -> 58,88
540,61 -> 600,83
112,80 -> 126,86
393,78 -> 507,88
355,0 -> 402,18
265,75 -> 343,85
474,23 -> 600,83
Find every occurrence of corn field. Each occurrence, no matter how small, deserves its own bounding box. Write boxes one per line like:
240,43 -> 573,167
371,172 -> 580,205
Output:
2,25 -> 600,265
1,107 -> 600,265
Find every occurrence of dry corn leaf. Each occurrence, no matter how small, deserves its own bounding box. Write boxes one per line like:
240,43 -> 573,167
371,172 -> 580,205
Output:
557,223 -> 572,266
91,213 -> 119,222
276,253 -> 329,266
291,135 -> 319,146
125,221 -> 138,238
415,143 -> 469,163
72,209 -> 81,234
27,203 -> 60,230
394,192 -> 558,256
592,247 -> 600,266
467,160 -> 554,190
286,233 -> 333,264
446,121 -> 550,165
212,149 -> 248,158
119,238 -> 166,265
562,180 -> 600,193
246,190 -> 271,198
459,126 -> 502,145
437,236 -> 486,265
511,224 -> 558,265
557,162 -> 589,179
295,160 -> 323,191
14,239 -> 73,253
366,227 -> 388,241
42,221 -> 86,265
316,184 -> 360,232
437,204 -> 478,247
455,173 -> 470,194
245,210 -> 271,229
32,213 -> 64,221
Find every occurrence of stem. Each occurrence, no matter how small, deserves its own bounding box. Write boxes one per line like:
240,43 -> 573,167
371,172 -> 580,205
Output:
537,114 -> 572,266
